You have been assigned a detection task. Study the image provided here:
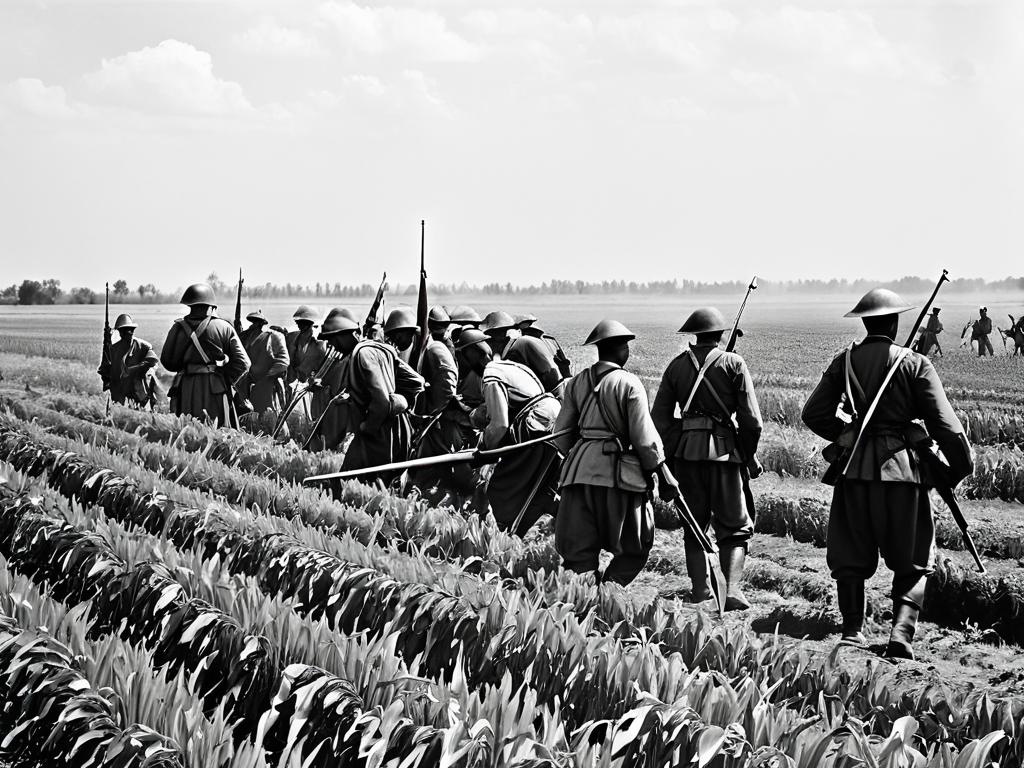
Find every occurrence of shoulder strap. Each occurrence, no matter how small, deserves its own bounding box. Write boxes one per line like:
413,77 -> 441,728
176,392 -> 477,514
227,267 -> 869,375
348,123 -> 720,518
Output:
579,366 -> 617,425
681,347 -> 724,414
175,317 -> 214,364
841,346 -> 912,476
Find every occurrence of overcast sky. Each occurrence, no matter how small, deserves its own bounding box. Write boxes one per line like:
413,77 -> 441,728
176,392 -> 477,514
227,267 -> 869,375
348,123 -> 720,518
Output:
1,0 -> 1021,291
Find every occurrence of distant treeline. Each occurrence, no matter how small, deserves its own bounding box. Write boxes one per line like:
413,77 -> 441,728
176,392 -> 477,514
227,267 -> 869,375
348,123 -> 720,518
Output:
3,273 -> 1022,305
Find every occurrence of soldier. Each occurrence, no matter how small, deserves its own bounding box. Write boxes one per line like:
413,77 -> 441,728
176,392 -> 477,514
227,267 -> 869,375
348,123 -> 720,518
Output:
481,310 -> 563,394
554,320 -> 680,585
98,313 -> 159,408
237,309 -> 290,414
160,283 -> 250,427
651,307 -> 763,610
305,309 -> 358,450
972,307 -> 994,357
802,289 -> 972,659
327,314 -> 425,478
428,306 -> 456,358
914,308 -> 943,357
456,329 -> 561,535
517,314 -> 573,379
286,305 -> 328,388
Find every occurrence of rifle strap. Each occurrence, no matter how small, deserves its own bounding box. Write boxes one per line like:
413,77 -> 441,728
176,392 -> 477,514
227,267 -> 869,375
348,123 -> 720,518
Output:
843,344 -> 865,419
841,345 -> 912,476
175,317 -> 214,365
681,348 -> 725,415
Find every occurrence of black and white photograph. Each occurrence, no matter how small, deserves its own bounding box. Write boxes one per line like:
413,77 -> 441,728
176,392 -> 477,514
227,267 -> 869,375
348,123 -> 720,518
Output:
0,0 -> 1022,765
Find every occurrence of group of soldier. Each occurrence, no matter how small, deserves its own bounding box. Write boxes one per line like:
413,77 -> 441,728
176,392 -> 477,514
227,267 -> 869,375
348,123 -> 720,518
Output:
100,282 -> 976,661
914,305 -> 1024,356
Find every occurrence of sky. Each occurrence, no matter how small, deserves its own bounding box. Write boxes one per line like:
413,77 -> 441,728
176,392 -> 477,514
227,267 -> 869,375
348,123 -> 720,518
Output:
1,0 -> 1021,292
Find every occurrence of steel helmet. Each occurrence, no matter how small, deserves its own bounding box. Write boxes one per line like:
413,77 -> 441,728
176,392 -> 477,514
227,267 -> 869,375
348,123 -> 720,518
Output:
678,307 -> 728,334
844,289 -> 914,318
384,307 -> 419,334
584,319 -> 635,346
318,311 -> 360,338
449,306 -> 482,326
515,313 -> 538,328
323,307 -> 358,323
113,313 -> 137,331
455,328 -> 490,352
481,310 -> 516,335
428,306 -> 451,325
293,305 -> 319,323
932,307 -> 941,314
246,308 -> 267,323
180,283 -> 216,307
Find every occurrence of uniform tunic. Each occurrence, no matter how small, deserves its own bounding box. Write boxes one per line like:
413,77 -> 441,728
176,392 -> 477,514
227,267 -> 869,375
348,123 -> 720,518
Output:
651,344 -> 762,545
472,360 -> 561,535
238,327 -> 290,412
553,361 -> 665,584
802,335 -> 973,603
286,329 -> 328,384
916,315 -> 943,356
501,335 -> 563,394
161,309 -> 250,427
101,337 -> 159,406
521,326 -> 572,378
412,339 -> 467,488
972,316 -> 994,357
340,340 -> 425,476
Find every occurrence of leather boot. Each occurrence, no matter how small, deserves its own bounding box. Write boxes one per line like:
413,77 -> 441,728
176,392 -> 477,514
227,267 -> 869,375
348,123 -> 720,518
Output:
886,601 -> 919,660
685,538 -> 712,603
836,580 -> 867,646
720,543 -> 751,611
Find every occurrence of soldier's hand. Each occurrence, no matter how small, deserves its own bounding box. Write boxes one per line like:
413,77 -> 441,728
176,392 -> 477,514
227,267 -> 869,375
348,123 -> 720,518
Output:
747,457 -> 764,480
308,378 -> 323,392
656,463 -> 681,501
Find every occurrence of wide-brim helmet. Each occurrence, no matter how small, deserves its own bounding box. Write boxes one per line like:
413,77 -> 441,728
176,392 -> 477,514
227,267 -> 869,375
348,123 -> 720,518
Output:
293,305 -> 319,323
481,310 -> 516,335
246,308 -> 267,323
384,307 -> 419,334
318,311 -> 360,339
449,306 -> 482,326
114,313 -> 137,331
584,319 -> 635,345
678,307 -> 728,334
455,328 -> 490,351
180,283 -> 216,307
428,306 -> 450,325
514,313 -> 538,328
844,289 -> 914,318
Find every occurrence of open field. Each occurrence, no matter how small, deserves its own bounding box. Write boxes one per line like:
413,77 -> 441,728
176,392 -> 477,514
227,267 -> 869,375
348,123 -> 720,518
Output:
0,293 -> 1023,765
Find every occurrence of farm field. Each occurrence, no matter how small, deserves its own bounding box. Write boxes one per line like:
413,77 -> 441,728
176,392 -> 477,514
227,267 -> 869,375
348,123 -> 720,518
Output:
0,293 -> 1023,765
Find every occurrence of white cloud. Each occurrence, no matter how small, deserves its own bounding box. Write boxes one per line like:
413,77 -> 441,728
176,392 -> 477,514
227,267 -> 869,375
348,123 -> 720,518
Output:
731,69 -> 800,106
233,18 -> 326,58
83,39 -> 254,116
3,78 -> 78,118
319,1 -> 482,62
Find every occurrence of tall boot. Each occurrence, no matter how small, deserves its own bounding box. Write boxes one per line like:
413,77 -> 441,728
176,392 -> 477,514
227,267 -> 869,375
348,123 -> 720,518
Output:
720,543 -> 751,611
836,580 -> 867,646
886,576 -> 926,660
685,538 -> 712,603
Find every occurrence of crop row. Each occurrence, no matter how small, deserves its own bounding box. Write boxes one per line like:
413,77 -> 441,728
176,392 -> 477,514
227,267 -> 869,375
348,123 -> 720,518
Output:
5,426 -> 1024,765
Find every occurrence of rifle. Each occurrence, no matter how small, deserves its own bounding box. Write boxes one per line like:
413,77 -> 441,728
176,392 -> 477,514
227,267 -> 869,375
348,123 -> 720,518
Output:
271,349 -> 342,439
668,492 -> 727,614
99,282 -> 112,392
725,276 -> 757,353
363,272 -> 387,337
234,269 -> 244,335
411,219 -> 429,370
305,427 -> 573,485
300,389 -> 351,451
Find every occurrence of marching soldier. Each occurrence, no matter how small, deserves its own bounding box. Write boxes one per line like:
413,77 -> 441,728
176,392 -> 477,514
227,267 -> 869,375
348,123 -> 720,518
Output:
554,320 -> 680,585
98,313 -> 160,408
326,313 -> 425,479
480,310 -> 563,394
428,306 -> 456,358
972,307 -> 994,357
305,309 -> 358,450
237,309 -> 290,413
914,308 -> 943,357
286,305 -> 328,387
802,288 -> 973,659
651,307 -> 763,610
456,329 -> 561,535
383,307 -> 419,364
161,283 -> 250,427
518,314 -> 573,378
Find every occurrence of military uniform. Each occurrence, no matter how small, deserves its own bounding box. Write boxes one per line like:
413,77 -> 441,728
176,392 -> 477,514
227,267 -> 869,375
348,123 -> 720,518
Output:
98,314 -> 160,407
915,311 -> 943,357
286,327 -> 328,385
972,310 -> 994,356
411,337 -> 469,489
471,358 -> 561,535
161,285 -> 250,427
802,288 -> 973,658
554,322 -> 665,584
481,311 -> 563,394
651,307 -> 763,608
520,325 -> 572,379
238,313 -> 290,413
340,340 -> 425,475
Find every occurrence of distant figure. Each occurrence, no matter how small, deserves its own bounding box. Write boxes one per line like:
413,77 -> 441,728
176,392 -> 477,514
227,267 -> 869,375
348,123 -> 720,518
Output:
802,288 -> 973,660
98,313 -> 160,408
913,307 -> 943,357
237,309 -> 290,414
972,307 -> 994,357
651,307 -> 764,611
161,283 -> 250,427
1005,313 -> 1024,356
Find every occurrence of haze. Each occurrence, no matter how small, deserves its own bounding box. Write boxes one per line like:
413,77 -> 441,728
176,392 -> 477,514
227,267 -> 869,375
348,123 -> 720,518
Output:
1,0 -> 1021,292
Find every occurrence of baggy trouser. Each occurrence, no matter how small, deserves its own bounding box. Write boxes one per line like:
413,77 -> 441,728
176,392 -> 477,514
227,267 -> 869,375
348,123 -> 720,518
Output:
672,459 -> 755,604
555,484 -> 654,586
976,336 -> 994,357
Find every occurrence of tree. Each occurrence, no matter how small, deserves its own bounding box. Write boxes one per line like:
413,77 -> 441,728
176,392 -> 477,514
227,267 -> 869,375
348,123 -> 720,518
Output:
17,280 -> 42,305
112,279 -> 129,296
40,279 -> 62,303
137,284 -> 148,299
69,287 -> 97,304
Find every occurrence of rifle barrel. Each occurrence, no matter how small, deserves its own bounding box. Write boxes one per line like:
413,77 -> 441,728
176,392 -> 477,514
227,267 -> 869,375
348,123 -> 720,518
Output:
903,269 -> 948,347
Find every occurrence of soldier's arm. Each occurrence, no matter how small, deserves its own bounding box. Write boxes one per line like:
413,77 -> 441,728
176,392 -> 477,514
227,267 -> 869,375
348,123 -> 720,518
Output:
224,327 -> 251,383
480,380 -> 510,450
267,332 -> 290,378
393,356 -> 426,402
360,349 -> 394,432
427,347 -> 458,410
733,358 -> 764,459
525,338 -> 562,392
126,341 -> 158,376
551,378 -> 579,455
913,358 -> 974,484
159,326 -> 183,372
649,361 -> 678,439
801,358 -> 845,442
625,376 -> 666,472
